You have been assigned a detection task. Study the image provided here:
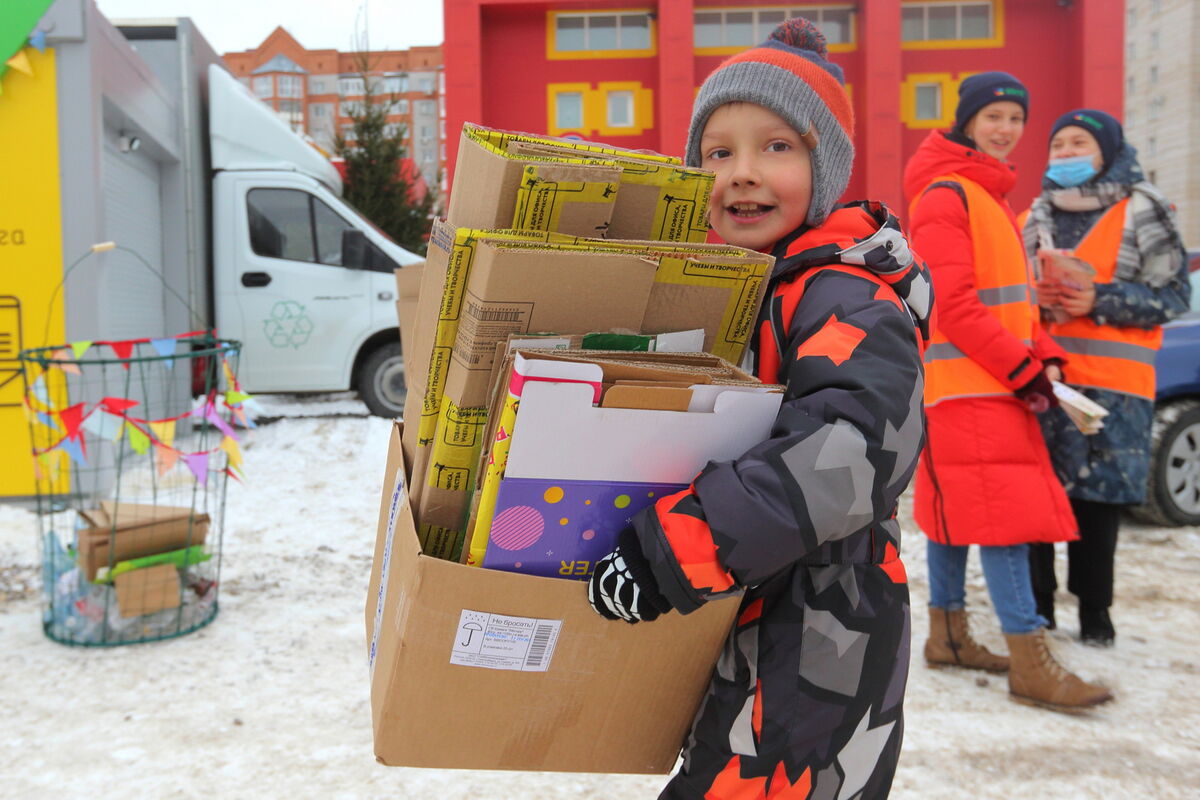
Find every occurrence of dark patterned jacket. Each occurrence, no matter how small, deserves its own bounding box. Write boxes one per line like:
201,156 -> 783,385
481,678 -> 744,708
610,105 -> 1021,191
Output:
629,202 -> 933,799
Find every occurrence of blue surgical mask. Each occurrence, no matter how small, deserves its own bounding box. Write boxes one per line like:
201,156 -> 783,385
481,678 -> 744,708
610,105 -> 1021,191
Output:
1045,155 -> 1098,187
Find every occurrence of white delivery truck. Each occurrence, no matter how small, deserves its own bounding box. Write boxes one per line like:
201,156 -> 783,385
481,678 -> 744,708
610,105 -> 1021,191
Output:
4,0 -> 417,429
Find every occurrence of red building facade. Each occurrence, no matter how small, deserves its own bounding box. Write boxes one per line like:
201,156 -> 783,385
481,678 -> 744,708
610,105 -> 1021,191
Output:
444,0 -> 1124,215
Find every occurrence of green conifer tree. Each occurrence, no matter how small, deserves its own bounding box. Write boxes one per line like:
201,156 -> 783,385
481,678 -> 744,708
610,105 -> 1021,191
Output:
333,54 -> 436,255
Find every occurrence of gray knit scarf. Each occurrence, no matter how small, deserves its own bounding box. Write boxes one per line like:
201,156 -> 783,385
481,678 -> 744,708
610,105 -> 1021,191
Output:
1023,173 -> 1183,289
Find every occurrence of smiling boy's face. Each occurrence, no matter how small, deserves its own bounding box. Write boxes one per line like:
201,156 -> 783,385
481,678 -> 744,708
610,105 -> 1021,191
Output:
700,102 -> 813,251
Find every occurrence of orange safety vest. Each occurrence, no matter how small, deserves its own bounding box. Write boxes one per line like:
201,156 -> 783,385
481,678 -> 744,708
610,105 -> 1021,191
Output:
1043,198 -> 1162,400
914,174 -> 1038,406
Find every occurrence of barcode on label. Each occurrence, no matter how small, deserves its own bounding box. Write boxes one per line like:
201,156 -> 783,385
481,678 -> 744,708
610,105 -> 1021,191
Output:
476,308 -> 523,323
525,623 -> 556,669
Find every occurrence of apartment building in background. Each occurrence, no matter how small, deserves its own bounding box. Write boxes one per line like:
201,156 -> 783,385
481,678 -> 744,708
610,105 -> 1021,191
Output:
443,0 -> 1124,216
222,27 -> 446,194
1124,0 -> 1200,246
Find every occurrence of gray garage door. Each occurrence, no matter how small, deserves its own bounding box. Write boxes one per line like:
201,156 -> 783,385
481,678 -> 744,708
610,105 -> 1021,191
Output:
102,136 -> 166,340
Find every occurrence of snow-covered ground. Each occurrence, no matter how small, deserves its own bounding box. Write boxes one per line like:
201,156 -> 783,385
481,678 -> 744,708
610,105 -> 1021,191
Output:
2,392 -> 1198,800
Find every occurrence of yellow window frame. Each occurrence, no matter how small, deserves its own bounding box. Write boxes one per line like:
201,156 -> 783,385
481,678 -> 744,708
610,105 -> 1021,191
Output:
546,9 -> 658,60
546,81 -> 654,137
693,4 -> 858,56
900,72 -> 956,129
901,0 -> 1005,50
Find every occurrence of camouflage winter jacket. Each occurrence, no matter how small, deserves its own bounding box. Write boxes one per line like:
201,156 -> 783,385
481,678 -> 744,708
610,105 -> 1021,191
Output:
630,200 -> 932,613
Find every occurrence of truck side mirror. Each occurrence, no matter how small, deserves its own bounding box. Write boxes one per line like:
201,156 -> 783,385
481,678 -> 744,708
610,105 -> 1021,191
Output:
342,229 -> 368,268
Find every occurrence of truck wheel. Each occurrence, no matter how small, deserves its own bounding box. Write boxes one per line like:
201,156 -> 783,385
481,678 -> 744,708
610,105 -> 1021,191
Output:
1132,400 -> 1200,527
358,342 -> 406,418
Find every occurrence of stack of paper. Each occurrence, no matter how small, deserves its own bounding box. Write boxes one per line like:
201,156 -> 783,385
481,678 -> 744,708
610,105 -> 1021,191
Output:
1052,381 -> 1108,435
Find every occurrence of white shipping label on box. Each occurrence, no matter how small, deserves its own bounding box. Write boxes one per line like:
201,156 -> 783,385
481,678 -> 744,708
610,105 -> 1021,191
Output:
450,609 -> 562,672
369,468 -> 407,676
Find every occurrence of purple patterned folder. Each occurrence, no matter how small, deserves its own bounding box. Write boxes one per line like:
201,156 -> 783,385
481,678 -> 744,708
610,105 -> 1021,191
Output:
481,477 -> 687,579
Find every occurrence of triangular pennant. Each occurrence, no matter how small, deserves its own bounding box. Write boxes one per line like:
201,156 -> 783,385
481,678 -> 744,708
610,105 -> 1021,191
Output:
51,348 -> 81,375
233,406 -> 255,429
206,408 -> 238,440
155,444 -> 180,476
31,374 -> 49,405
149,419 -> 176,447
35,410 -> 59,431
82,410 -> 125,441
126,423 -> 151,454
5,49 -> 33,76
59,436 -> 88,466
150,337 -> 176,368
58,403 -> 85,438
32,454 -> 44,481
100,396 -> 138,415
109,340 -> 135,366
70,341 -> 92,359
183,452 -> 209,486
28,30 -> 46,53
220,436 -> 243,470
221,358 -> 240,391
224,467 -> 244,484
225,389 -> 251,406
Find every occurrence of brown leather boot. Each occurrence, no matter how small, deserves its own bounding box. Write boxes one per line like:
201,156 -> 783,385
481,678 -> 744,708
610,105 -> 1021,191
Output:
924,607 -> 1009,672
1005,629 -> 1114,713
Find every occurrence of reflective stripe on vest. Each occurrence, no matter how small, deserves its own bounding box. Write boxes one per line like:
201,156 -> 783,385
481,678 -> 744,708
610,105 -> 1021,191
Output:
1046,198 -> 1162,400
914,174 -> 1038,406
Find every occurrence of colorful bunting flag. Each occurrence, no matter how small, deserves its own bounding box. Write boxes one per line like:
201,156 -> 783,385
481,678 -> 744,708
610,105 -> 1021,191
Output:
31,374 -> 49,405
59,436 -> 87,466
109,340 -> 135,364
150,337 -> 176,368
51,348 -> 81,375
220,436 -> 243,470
225,389 -> 251,406
70,340 -> 92,359
35,410 -> 59,431
100,396 -> 138,414
28,29 -> 46,53
5,48 -> 32,76
155,444 -> 179,476
82,410 -> 125,441
149,419 -> 176,447
58,403 -> 85,438
183,452 -> 209,486
206,408 -> 238,440
126,423 -> 151,454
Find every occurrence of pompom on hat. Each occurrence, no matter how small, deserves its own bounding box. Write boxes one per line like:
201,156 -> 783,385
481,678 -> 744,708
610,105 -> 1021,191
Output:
686,18 -> 854,227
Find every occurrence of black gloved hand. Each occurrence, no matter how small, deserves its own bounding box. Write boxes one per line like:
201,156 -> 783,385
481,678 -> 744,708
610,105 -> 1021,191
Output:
1015,369 -> 1059,414
587,528 -> 672,624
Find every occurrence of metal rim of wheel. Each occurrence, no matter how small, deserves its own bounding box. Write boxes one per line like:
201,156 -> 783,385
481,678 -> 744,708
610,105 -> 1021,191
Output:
1166,419 -> 1200,517
374,354 -> 407,412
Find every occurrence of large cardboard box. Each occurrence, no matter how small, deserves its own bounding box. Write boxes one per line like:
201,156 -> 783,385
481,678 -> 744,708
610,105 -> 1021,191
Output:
447,124 -> 713,243
366,422 -> 738,772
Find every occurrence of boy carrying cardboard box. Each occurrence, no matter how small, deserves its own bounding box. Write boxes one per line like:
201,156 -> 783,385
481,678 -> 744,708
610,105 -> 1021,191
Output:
584,20 -> 935,798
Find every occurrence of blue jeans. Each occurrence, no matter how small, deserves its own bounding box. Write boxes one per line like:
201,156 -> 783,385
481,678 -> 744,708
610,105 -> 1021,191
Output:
926,539 -> 1047,634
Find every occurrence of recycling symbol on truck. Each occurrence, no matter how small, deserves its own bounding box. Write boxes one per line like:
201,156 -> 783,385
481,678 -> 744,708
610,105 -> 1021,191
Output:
263,301 -> 313,349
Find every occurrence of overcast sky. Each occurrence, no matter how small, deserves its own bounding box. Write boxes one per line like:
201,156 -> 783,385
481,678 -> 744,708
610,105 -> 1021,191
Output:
95,0 -> 444,54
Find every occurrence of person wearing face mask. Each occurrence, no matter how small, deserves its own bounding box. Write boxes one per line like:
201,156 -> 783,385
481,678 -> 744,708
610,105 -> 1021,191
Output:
903,73 -> 1113,712
1022,109 -> 1192,646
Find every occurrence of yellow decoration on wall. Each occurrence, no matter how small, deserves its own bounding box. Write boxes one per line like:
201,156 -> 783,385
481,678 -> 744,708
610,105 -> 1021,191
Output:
1,47 -> 64,497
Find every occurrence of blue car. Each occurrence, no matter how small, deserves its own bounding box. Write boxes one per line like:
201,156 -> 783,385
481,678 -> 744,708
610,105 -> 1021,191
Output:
1134,253 -> 1200,526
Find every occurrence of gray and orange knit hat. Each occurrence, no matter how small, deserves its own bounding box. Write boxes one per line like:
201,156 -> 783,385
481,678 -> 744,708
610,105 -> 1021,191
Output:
685,18 -> 854,227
